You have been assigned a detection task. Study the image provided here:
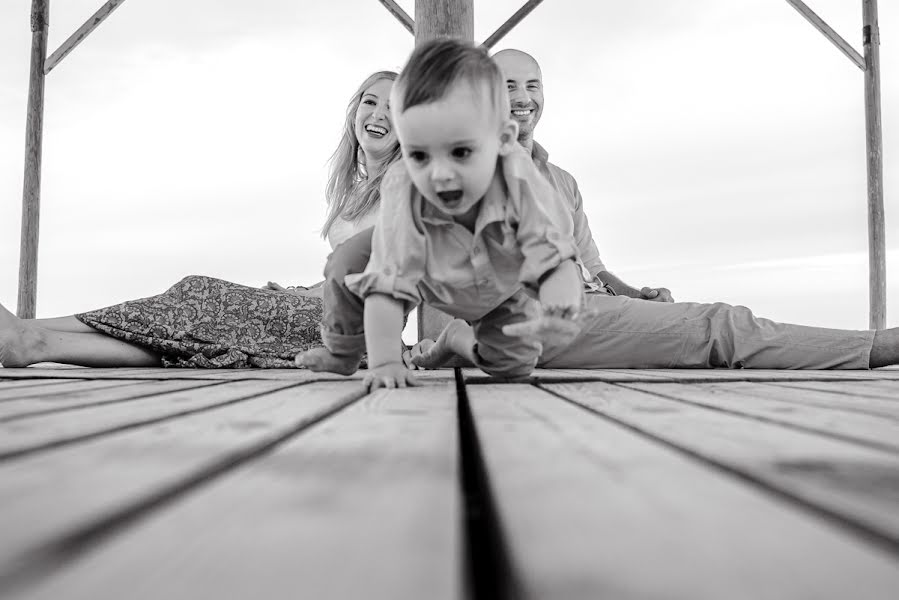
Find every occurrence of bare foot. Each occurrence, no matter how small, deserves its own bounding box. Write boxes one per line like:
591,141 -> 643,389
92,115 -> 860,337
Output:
295,347 -> 362,375
0,302 -> 41,367
410,319 -> 473,369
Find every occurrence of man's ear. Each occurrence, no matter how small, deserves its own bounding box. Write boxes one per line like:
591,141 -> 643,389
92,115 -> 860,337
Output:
497,119 -> 519,156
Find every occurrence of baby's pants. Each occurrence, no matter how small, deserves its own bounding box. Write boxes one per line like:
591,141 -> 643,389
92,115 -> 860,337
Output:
539,294 -> 874,370
319,227 -> 374,357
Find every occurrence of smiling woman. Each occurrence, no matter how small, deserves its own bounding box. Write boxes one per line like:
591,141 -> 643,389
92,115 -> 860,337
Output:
0,71 -> 401,369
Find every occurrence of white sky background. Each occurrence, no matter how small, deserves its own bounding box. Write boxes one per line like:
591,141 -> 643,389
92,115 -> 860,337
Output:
0,0 -> 897,332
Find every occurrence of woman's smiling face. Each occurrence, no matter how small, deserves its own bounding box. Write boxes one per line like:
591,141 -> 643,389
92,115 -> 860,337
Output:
354,78 -> 396,159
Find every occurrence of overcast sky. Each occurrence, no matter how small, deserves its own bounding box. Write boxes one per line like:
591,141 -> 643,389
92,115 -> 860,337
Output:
1,0 -> 896,331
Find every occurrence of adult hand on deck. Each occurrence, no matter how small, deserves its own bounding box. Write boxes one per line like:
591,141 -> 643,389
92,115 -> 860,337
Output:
502,306 -> 600,348
641,287 -> 674,302
362,361 -> 421,392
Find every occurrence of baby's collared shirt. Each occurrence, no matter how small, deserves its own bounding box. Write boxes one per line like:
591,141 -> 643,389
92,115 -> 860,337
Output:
345,145 -> 579,322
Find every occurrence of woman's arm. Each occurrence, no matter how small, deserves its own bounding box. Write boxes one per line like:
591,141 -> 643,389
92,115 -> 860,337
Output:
362,293 -> 419,391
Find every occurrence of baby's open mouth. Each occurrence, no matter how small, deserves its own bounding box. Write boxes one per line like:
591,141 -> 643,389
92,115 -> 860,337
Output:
437,190 -> 463,207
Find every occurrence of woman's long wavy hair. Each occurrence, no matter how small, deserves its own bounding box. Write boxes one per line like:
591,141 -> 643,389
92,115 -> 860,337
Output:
321,70 -> 401,238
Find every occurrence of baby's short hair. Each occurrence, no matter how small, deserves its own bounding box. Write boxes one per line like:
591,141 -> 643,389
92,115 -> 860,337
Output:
394,39 -> 508,120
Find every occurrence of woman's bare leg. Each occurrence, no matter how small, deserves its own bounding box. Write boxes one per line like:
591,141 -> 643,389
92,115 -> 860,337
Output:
31,316 -> 98,333
1,302 -> 160,367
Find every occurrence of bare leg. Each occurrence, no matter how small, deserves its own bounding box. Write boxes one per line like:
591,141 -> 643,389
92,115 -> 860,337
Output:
1,302 -> 160,367
870,328 -> 899,368
31,315 -> 97,333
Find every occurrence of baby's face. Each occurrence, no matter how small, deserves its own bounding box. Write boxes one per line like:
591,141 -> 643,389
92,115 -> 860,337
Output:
393,82 -> 512,219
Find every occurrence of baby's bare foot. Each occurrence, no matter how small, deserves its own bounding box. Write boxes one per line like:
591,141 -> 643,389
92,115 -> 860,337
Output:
296,347 -> 362,375
411,319 -> 472,369
0,302 -> 40,367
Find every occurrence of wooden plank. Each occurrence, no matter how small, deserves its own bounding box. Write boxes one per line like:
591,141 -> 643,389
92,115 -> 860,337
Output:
467,384 -> 899,598
414,0 -> 473,45
0,382 -> 364,578
43,0 -> 129,74
760,381 -> 899,408
0,380 -> 219,421
638,368 -> 899,381
784,0 -> 865,70
0,378 -> 80,391
545,382 -> 899,550
623,382 -> 899,455
7,387 -> 460,600
0,380 -> 301,460
0,379 -> 145,402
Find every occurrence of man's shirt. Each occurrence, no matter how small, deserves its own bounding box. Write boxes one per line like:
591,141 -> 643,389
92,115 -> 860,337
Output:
531,141 -> 606,280
345,144 -> 578,322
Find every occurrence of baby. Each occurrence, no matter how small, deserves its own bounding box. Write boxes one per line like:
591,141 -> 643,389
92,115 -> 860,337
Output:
343,39 -> 591,391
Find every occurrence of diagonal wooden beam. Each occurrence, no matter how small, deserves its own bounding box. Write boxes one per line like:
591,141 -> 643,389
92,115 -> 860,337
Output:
784,0 -> 864,70
44,0 -> 128,75
377,0 -> 415,36
481,0 -> 545,50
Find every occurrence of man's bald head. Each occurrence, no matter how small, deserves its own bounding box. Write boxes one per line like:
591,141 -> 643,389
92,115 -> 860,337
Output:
492,49 -> 544,150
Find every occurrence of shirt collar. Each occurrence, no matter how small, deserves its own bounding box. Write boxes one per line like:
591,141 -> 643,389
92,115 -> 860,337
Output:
531,140 -> 549,168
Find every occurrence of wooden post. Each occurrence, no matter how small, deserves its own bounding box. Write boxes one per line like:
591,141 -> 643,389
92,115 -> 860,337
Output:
414,0 -> 473,44
18,0 -> 49,319
415,0 -> 474,341
863,0 -> 886,330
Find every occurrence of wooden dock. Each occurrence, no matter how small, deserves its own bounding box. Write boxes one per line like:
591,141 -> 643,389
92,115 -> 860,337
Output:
1,365 -> 899,599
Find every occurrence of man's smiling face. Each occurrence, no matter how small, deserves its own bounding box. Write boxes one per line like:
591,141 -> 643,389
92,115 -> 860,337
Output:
493,50 -> 543,146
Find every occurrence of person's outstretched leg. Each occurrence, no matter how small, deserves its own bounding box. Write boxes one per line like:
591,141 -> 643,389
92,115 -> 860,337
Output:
871,328 -> 899,368
296,227 -> 374,375
541,294 -> 877,370
30,316 -> 98,333
1,302 -> 160,367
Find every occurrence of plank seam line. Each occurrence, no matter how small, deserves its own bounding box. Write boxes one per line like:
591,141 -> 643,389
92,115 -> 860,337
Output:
0,386 -> 367,593
744,382 -> 899,420
613,382 -> 899,456
0,381 -> 310,463
535,383 -> 899,559
0,381 -> 228,423
758,381 -> 899,402
455,368 -> 526,600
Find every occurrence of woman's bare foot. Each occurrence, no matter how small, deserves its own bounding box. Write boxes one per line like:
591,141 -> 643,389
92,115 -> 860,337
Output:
410,319 -> 475,369
0,302 -> 42,367
295,347 -> 362,375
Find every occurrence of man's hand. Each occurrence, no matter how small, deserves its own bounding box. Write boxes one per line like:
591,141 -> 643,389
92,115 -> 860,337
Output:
362,361 -> 420,392
640,287 -> 674,302
502,305 -> 599,348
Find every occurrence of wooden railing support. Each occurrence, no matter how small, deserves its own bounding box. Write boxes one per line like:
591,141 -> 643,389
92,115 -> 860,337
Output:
863,0 -> 886,329
44,0 -> 128,75
481,0 -> 545,50
784,0 -> 864,70
415,0 -> 473,341
376,0 -> 414,36
18,0 -> 49,319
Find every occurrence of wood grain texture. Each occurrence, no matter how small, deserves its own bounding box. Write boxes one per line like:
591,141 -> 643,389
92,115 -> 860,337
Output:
0,379 -> 143,402
0,380 -> 218,421
622,381 -> 899,454
0,382 -> 364,580
9,387 -> 460,600
414,0 -> 473,43
0,380 -> 300,459
546,381 -> 899,550
468,384 -> 899,599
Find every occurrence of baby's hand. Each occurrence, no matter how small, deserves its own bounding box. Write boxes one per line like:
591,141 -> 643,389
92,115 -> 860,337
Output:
362,361 -> 421,392
502,305 -> 599,347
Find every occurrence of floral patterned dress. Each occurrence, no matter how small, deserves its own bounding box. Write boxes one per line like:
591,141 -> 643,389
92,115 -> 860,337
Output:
76,276 -> 323,368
